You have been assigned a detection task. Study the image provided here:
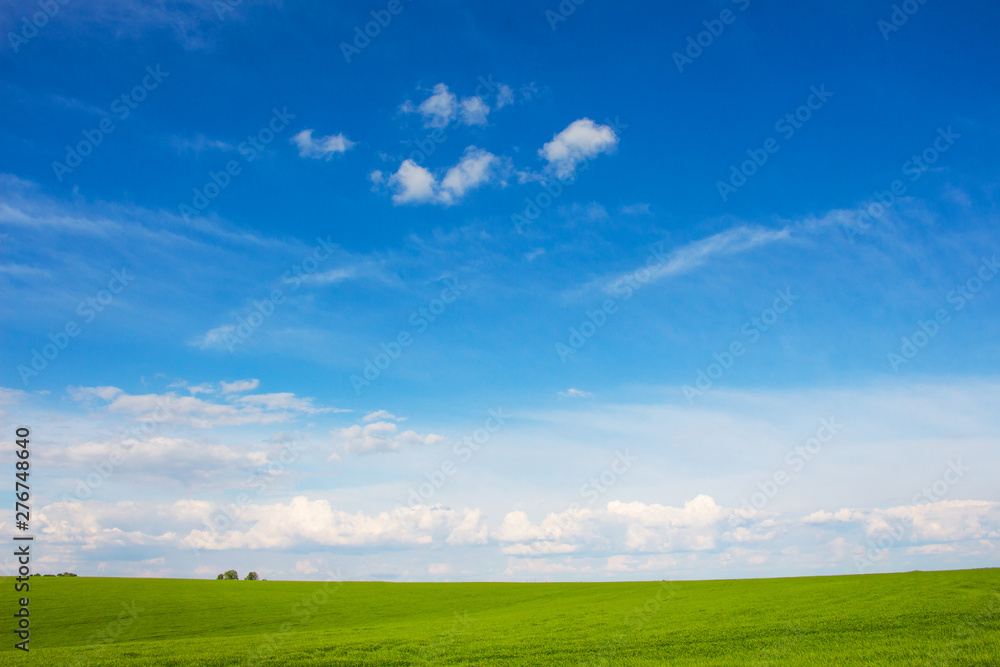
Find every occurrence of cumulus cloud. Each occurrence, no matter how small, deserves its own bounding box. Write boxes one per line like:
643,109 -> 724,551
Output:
331,420 -> 443,459
36,498 -> 487,552
379,147 -> 502,206
384,160 -> 436,204
495,495 -> 747,556
290,129 -> 355,159
404,83 -> 458,128
220,379 -> 259,394
363,410 -> 402,422
539,118 -> 619,180
181,497 -> 487,550
402,83 -> 506,128
459,96 -> 490,126
439,147 -> 499,203
804,499 -> 1000,543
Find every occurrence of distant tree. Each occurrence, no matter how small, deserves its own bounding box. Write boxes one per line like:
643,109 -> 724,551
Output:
216,574 -> 224,580
224,569 -> 239,580
245,572 -> 259,581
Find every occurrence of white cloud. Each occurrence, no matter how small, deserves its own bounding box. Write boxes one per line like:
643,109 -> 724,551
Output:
194,325 -> 237,350
403,83 -> 513,128
60,436 -> 269,470
332,421 -> 443,459
181,497 -> 486,550
387,160 -> 437,204
383,147 -> 501,206
171,134 -> 234,153
557,388 -> 593,399
220,379 -> 259,394
69,386 -> 124,402
363,410 -> 402,422
539,118 -> 619,180
596,225 -> 792,294
236,393 -> 339,414
290,129 -> 355,159
300,268 -> 355,285
295,559 -> 319,574
439,147 -> 499,204
459,96 -> 490,126
0,263 -> 51,279
36,498 -> 487,552
806,499 -> 1000,543
495,495 -> 743,556
404,83 -> 458,129
68,386 -> 337,428
495,84 -> 514,110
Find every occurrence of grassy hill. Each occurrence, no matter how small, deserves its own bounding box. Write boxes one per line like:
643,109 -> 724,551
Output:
1,568 -> 998,665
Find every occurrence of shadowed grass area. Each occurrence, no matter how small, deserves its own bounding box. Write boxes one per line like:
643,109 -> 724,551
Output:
1,568 -> 998,665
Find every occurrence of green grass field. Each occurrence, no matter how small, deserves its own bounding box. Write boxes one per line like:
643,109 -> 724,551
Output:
1,569 -> 998,666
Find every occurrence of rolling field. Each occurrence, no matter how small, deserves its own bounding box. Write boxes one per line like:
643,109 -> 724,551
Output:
1,568 -> 998,666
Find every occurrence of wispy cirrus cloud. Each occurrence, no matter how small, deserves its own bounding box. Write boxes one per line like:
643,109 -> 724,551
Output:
68,384 -> 342,428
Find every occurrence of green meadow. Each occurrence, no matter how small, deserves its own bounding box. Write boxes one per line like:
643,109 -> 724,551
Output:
1,568 -> 998,666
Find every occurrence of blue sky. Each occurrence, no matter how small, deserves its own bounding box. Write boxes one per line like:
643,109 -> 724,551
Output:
1,0 -> 999,582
